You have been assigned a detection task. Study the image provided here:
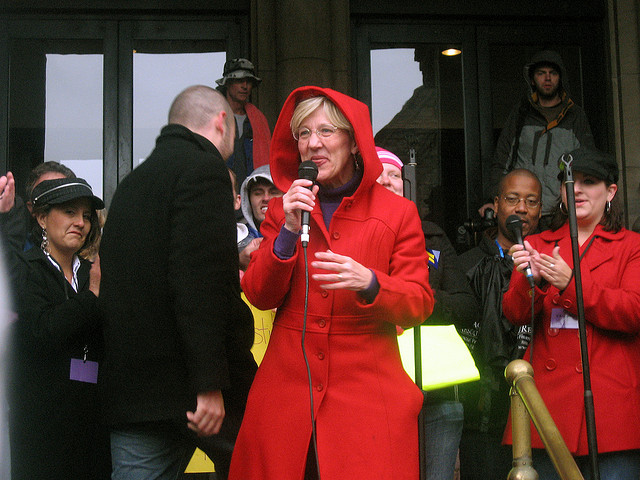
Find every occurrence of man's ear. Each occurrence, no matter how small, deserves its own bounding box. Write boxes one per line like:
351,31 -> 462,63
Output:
214,110 -> 227,134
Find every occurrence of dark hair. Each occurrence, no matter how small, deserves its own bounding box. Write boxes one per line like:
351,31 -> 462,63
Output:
549,181 -> 623,232
227,167 -> 239,194
25,161 -> 76,199
32,200 -> 102,260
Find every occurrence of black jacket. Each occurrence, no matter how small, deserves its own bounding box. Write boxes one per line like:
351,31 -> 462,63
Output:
0,196 -> 30,305
8,247 -> 110,480
457,234 -> 531,432
422,220 -> 477,330
98,124 -> 256,426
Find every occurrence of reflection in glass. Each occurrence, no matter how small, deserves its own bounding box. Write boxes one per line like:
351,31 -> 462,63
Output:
8,39 -> 103,200
45,54 -> 103,198
371,46 -> 464,243
133,52 -> 226,166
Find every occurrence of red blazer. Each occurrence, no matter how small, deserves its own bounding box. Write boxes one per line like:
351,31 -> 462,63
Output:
230,87 -> 433,480
503,223 -> 640,455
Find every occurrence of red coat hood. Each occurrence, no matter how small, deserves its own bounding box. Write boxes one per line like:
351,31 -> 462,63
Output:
269,86 -> 382,195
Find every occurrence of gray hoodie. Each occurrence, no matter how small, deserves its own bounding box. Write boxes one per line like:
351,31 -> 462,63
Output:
240,165 -> 275,237
523,49 -> 570,95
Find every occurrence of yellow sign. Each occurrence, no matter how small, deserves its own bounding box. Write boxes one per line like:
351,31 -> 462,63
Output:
397,324 -> 479,390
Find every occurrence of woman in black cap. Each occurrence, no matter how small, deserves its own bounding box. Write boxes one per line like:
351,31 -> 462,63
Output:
7,177 -> 111,480
504,147 -> 640,479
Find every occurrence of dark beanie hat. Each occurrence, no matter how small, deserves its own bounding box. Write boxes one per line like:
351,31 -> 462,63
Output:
31,177 -> 104,210
558,147 -> 618,184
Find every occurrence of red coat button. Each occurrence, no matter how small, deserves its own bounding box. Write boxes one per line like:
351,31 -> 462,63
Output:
548,327 -> 559,337
316,384 -> 324,392
318,319 -> 326,328
321,290 -> 328,298
332,231 -> 340,239
552,294 -> 560,305
575,363 -> 583,373
545,358 -> 557,371
562,299 -> 573,309
317,352 -> 325,360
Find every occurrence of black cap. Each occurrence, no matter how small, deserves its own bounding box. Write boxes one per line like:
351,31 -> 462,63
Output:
31,177 -> 104,210
557,147 -> 618,184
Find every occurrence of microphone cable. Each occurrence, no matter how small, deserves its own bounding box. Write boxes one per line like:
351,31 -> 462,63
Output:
301,241 -> 322,480
528,284 -> 535,362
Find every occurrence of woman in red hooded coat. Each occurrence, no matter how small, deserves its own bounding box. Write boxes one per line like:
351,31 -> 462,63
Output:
228,87 -> 433,479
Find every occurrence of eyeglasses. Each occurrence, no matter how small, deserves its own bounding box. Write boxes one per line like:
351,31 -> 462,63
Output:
293,124 -> 339,141
502,195 -> 541,208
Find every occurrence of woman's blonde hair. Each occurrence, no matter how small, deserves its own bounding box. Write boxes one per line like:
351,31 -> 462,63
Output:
290,96 -> 353,136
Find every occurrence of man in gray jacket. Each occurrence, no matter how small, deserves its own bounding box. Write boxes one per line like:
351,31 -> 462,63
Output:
482,50 -> 595,229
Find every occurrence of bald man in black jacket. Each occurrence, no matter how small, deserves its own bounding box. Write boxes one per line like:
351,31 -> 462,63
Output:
99,85 -> 256,480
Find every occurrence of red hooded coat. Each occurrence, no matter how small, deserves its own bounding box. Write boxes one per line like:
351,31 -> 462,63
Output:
503,223 -> 640,455
229,86 -> 433,479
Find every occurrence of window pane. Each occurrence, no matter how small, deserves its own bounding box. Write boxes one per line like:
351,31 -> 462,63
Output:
8,39 -> 103,200
45,54 -> 103,198
133,51 -> 226,165
371,45 -> 465,243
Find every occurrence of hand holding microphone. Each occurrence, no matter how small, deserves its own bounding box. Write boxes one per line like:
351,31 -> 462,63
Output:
282,161 -> 319,244
298,161 -> 318,246
506,215 -> 536,288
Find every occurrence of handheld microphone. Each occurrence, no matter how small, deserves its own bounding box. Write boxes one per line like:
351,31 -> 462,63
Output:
506,214 -> 535,288
298,161 -> 318,247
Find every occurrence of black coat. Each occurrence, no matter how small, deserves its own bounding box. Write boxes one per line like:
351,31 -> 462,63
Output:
98,124 -> 256,427
457,233 -> 531,433
422,220 -> 477,330
8,247 -> 110,480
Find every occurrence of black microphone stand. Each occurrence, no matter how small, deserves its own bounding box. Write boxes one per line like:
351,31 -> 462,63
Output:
559,154 -> 600,480
403,147 -> 426,480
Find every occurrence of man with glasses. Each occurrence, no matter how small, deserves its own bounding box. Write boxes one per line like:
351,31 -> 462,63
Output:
480,50 -> 595,230
457,168 -> 542,480
216,58 -> 271,187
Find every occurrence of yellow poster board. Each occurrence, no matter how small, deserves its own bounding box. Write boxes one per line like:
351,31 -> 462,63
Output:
184,293 -> 275,473
397,324 -> 479,391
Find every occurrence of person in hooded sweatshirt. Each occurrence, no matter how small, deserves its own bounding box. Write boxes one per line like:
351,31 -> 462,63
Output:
228,87 -> 434,480
481,50 -> 596,230
239,164 -> 283,240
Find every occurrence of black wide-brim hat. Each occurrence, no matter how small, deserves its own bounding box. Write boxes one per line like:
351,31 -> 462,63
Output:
215,58 -> 262,86
31,177 -> 105,210
557,146 -> 619,184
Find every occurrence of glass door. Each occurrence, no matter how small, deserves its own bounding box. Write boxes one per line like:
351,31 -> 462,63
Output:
0,20 -> 111,203
113,19 -> 245,202
354,23 -> 479,250
0,18 -> 246,206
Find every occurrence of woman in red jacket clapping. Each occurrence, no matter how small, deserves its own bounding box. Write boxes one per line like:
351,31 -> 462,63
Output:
504,147 -> 640,479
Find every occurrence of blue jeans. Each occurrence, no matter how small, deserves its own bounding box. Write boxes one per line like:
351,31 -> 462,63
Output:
110,418 -> 239,480
110,423 -> 195,480
532,448 -> 640,480
423,399 -> 464,480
